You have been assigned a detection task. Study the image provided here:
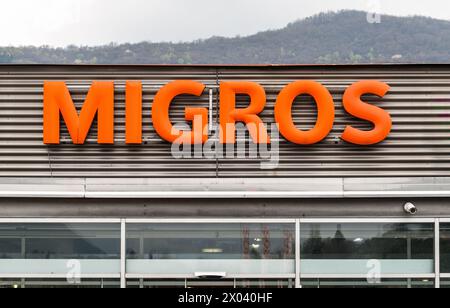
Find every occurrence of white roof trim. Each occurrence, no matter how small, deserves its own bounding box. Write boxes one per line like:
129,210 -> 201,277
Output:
0,177 -> 448,199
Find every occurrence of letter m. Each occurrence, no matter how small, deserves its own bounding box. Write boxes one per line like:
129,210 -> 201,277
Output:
43,81 -> 114,144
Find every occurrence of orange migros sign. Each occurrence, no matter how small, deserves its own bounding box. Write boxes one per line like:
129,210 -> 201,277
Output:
43,80 -> 392,145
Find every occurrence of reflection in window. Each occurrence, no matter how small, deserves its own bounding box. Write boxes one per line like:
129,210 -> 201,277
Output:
0,279 -> 21,289
126,224 -> 295,260
301,223 -> 434,260
0,238 -> 21,259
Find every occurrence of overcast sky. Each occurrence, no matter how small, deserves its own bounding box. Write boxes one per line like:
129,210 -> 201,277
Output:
0,0 -> 449,47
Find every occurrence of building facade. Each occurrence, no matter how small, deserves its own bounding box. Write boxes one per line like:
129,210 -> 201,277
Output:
0,64 -> 449,288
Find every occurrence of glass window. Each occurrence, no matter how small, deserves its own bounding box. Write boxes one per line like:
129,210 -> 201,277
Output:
0,238 -> 21,259
234,279 -> 294,289
301,278 -> 435,289
0,279 -> 22,289
440,223 -> 450,273
126,278 -> 294,289
0,279 -> 119,289
0,223 -> 121,277
127,279 -> 186,288
126,223 -> 295,276
0,224 -> 121,259
127,223 -> 295,260
186,279 -> 294,288
186,279 -> 235,288
301,223 -> 434,275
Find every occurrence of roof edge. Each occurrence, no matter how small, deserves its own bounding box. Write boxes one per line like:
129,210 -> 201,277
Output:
0,63 -> 450,69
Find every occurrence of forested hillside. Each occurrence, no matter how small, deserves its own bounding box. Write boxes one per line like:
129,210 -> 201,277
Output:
1,11 -> 449,64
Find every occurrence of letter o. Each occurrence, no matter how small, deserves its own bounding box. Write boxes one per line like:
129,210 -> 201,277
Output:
275,81 -> 335,144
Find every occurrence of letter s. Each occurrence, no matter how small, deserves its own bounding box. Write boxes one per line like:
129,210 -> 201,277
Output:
342,81 -> 392,145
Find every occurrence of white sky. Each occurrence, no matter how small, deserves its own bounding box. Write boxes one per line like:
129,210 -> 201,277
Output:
0,0 -> 449,47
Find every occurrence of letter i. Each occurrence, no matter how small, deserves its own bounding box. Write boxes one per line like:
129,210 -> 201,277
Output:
126,81 -> 143,144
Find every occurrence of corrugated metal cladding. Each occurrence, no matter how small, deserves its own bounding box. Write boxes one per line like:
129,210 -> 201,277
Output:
0,64 -> 449,178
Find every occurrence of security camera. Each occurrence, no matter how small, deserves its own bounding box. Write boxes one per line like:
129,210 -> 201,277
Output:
404,202 -> 418,215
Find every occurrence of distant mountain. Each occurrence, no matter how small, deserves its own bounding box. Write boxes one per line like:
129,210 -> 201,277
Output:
1,10 -> 450,64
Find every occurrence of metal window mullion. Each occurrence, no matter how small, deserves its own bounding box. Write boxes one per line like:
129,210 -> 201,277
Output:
295,219 -> 301,288
120,219 -> 126,289
435,219 -> 441,289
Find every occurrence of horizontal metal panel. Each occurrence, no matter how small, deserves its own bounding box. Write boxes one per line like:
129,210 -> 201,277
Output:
0,64 -> 449,178
0,177 -> 450,199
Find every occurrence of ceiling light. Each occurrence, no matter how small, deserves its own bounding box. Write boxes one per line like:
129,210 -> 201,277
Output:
202,248 -> 223,254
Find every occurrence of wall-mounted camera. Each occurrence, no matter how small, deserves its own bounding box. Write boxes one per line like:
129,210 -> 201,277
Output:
404,202 -> 418,215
